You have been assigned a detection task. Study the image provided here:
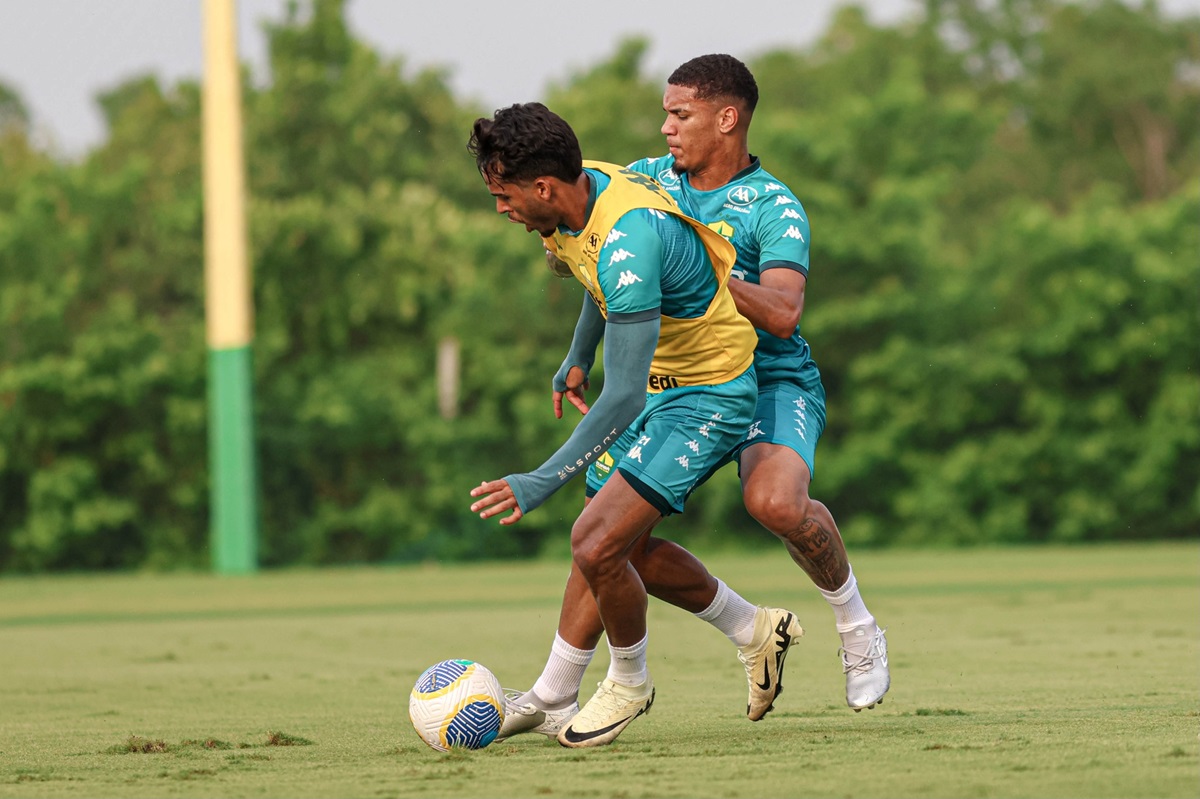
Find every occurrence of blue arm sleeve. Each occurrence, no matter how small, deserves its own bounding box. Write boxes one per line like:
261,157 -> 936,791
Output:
553,293 -> 605,391
506,313 -> 660,514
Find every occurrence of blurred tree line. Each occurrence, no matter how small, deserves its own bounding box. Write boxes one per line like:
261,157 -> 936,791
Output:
0,0 -> 1196,572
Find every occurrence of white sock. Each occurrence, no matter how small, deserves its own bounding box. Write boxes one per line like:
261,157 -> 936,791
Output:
819,567 -> 875,636
529,632 -> 593,708
694,578 -> 759,647
606,633 -> 649,687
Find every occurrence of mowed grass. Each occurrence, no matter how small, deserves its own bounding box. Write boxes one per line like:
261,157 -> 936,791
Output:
0,542 -> 1195,799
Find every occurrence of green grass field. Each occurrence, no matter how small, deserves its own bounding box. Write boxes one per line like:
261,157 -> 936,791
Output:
0,542 -> 1196,798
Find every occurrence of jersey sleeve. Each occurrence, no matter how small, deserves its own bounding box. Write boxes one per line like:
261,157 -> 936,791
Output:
596,209 -> 664,319
755,192 -> 810,276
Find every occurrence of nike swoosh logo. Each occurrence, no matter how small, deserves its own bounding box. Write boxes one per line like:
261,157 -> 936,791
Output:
757,665 -> 771,691
560,694 -> 653,743
560,714 -> 637,744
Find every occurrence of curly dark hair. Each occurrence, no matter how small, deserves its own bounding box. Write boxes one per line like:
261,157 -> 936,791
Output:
467,103 -> 583,184
667,54 -> 758,114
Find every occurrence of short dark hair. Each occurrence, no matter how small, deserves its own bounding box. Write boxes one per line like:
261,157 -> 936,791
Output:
667,54 -> 758,114
467,102 -> 583,184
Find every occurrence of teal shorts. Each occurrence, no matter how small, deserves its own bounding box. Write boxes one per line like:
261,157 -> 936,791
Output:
723,379 -> 826,479
587,377 -> 824,504
584,368 -> 757,515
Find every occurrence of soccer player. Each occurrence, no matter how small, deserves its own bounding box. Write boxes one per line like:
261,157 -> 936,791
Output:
500,54 -> 890,743
467,102 -> 765,748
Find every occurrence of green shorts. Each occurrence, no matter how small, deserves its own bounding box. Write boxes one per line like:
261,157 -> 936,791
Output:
584,368 -> 757,515
587,377 -> 824,504
723,379 -> 826,478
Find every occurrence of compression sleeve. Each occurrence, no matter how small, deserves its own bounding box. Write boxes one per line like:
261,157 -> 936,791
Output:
553,293 -> 605,392
506,313 -> 660,514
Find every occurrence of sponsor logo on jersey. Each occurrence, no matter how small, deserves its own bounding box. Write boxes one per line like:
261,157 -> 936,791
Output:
773,195 -> 796,206
782,225 -> 805,241
583,232 -> 602,258
764,181 -> 785,192
726,185 -> 758,206
675,454 -> 691,470
647,373 -> 680,391
657,168 -> 680,188
608,248 -> 635,265
781,208 -> 804,220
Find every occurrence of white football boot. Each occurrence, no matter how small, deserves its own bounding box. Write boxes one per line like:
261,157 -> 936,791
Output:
494,689 -> 578,741
556,677 -> 655,748
840,624 -> 890,711
737,607 -> 805,721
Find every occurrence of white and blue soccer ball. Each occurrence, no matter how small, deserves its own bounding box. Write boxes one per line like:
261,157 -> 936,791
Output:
408,659 -> 505,751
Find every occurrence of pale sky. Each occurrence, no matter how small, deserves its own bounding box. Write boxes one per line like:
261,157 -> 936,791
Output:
1,0 -> 1197,157
1,0 -> 911,155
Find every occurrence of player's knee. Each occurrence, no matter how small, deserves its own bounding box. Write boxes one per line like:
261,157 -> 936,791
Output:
570,519 -> 622,581
744,482 -> 812,539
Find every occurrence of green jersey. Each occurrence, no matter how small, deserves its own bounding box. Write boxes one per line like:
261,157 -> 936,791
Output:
626,154 -> 821,390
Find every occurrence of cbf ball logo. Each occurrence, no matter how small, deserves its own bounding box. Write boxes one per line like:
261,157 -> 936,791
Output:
726,185 -> 758,205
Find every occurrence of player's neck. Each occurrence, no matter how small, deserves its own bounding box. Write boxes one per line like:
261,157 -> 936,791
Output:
560,172 -> 593,232
686,146 -> 752,192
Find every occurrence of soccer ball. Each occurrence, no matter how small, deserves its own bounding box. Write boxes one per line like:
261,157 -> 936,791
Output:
408,659 -> 505,751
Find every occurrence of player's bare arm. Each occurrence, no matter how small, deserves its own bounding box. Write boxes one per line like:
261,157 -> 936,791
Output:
726,268 -> 806,339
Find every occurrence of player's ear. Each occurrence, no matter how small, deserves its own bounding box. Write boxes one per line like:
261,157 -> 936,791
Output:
718,105 -> 739,134
534,177 -> 554,201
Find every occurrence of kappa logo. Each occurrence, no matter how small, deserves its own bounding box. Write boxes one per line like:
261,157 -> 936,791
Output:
686,440 -> 700,455
626,434 -> 652,463
605,229 -> 627,246
764,181 -> 784,192
616,270 -> 643,290
746,420 -> 764,441
697,422 -> 712,438
773,195 -> 796,206
782,225 -> 805,241
675,455 -> 691,470
608,248 -> 636,265
781,208 -> 804,220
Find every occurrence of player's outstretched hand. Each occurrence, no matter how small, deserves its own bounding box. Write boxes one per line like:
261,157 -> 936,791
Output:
469,479 -> 524,525
552,365 -> 591,419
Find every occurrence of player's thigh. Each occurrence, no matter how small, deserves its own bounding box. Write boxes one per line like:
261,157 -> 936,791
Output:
572,470 -> 666,567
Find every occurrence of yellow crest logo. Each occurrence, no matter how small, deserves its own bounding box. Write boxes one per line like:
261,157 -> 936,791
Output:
707,220 -> 735,240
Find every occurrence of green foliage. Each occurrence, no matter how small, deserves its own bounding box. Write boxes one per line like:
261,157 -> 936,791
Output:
0,0 -> 1197,571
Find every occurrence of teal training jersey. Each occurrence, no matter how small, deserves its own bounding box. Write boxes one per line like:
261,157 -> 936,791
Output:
581,168 -> 719,322
626,155 -> 821,390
